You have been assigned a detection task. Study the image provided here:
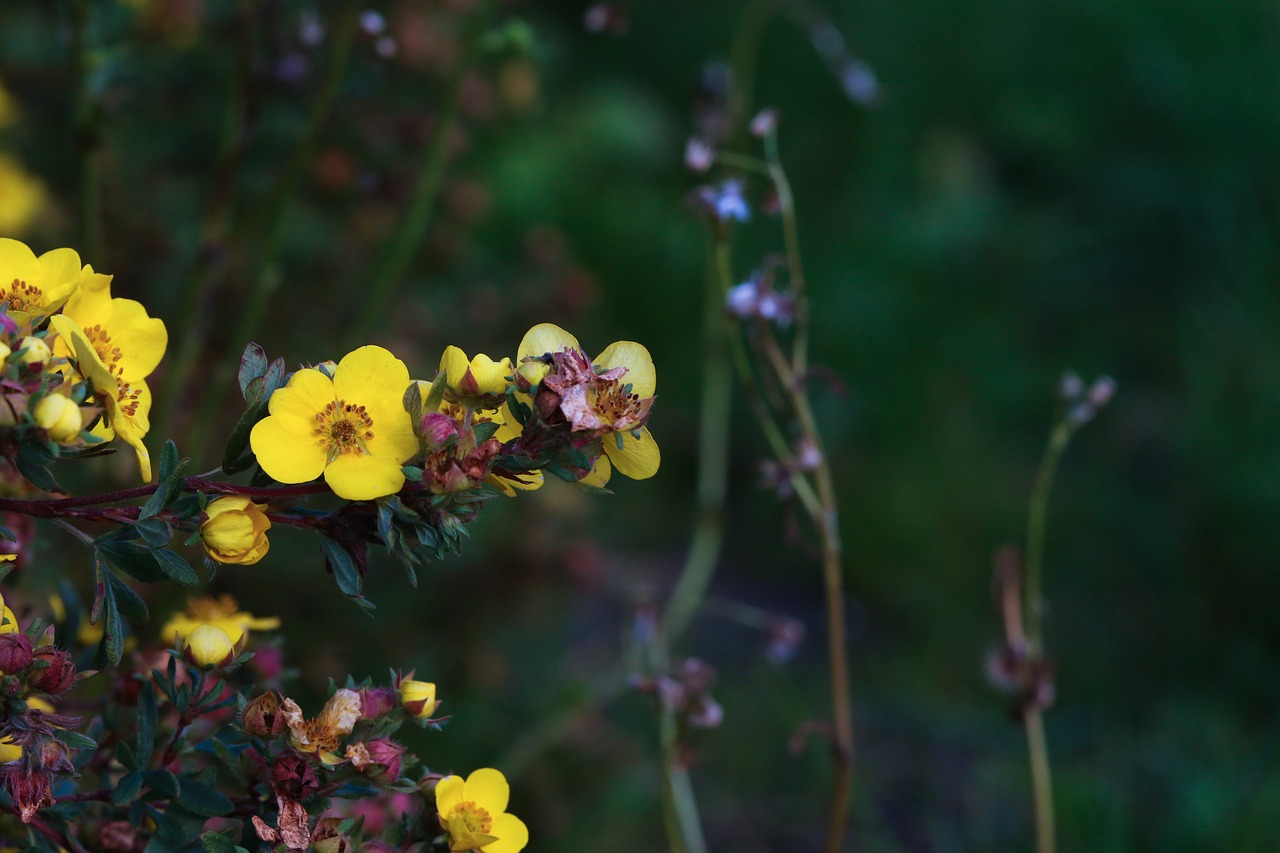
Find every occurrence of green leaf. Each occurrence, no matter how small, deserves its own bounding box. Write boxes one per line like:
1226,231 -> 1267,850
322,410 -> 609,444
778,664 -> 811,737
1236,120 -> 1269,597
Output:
402,380 -> 424,425
472,420 -> 499,443
157,440 -> 182,483
135,517 -> 172,548
105,572 -> 149,624
237,343 -> 268,400
200,831 -> 239,853
137,682 -> 157,769
102,579 -> 125,666
176,777 -> 234,816
320,538 -> 361,598
98,541 -> 167,583
15,443 -> 59,492
144,769 -> 180,799
51,727 -> 97,750
152,548 -> 198,586
422,371 -> 448,415
112,771 -> 144,806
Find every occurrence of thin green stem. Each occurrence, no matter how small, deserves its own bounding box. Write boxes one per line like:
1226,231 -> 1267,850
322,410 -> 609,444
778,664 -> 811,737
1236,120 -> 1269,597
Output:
1025,707 -> 1056,853
155,0 -> 260,444
763,128 -> 809,374
344,4 -> 491,349
657,239 -> 733,649
660,704 -> 708,853
186,4 -> 360,461
1024,421 -> 1071,654
728,0 -> 776,134
70,0 -> 102,262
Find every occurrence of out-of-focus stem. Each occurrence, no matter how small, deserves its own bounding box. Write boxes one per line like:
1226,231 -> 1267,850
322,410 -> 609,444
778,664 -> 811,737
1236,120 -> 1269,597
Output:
155,0 -> 259,443
651,231 -> 733,853
763,129 -> 809,374
186,4 -> 359,460
756,328 -> 853,853
658,239 -> 734,646
1024,421 -> 1071,654
1021,418 -> 1071,853
345,4 -> 491,348
70,0 -> 102,263
1025,707 -> 1056,853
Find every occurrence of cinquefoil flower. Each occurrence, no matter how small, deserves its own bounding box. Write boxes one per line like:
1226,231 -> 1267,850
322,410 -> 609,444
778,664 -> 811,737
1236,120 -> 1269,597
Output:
0,156 -> 46,237
435,768 -> 528,853
250,346 -> 417,501
200,496 -> 272,565
517,323 -> 659,486
162,594 -> 279,648
50,317 -> 154,481
0,238 -> 90,326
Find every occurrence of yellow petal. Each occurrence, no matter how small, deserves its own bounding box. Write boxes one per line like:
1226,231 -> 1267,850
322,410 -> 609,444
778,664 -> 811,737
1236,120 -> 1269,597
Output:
324,453 -> 405,501
434,775 -> 464,818
465,768 -> 510,814
602,427 -> 659,480
482,813 -> 529,853
97,297 -> 167,381
439,345 -> 471,387
250,413 -> 326,486
333,345 -> 411,407
578,452 -> 612,488
517,323 -> 579,361
267,368 -> 335,422
595,341 -> 656,399
0,237 -> 37,277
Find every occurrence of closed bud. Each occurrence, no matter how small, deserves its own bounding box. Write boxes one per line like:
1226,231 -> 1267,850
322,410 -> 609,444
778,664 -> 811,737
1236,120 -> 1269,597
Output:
183,625 -> 235,669
345,737 -> 406,781
419,412 -> 462,447
29,648 -> 75,695
0,391 -> 27,426
399,678 -> 437,718
200,496 -> 272,565
242,691 -> 286,737
16,337 -> 49,367
33,394 -> 82,443
0,633 -> 32,674
0,342 -> 9,361
358,686 -> 397,720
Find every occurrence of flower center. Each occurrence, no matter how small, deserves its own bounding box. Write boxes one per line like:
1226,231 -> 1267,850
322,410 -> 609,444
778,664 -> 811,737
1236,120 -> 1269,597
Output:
83,324 -> 125,377
315,399 -> 375,460
454,801 -> 493,835
2,278 -> 44,313
590,375 -> 647,430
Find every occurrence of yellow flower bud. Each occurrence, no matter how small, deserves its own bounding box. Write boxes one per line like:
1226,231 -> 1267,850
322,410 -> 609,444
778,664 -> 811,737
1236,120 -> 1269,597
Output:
399,679 -> 437,718
201,496 -> 272,565
17,336 -> 50,366
439,346 -> 512,404
0,342 -> 10,361
184,624 -> 234,668
33,394 -> 82,443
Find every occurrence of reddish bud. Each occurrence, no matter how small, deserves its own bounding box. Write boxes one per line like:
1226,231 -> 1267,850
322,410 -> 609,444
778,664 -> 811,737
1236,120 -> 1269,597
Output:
242,692 -> 286,737
358,686 -> 398,720
346,738 -> 406,781
29,649 -> 75,695
419,412 -> 462,447
0,634 -> 32,674
271,750 -> 320,800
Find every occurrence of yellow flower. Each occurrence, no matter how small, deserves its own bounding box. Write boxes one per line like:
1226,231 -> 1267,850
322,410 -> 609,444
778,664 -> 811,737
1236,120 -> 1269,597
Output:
439,346 -> 512,406
250,346 -> 417,501
399,679 -> 438,718
0,156 -> 45,237
517,323 -> 659,486
183,624 -> 234,668
16,336 -> 50,366
435,768 -> 528,853
49,316 -> 153,482
0,737 -> 20,764
0,238 -> 90,326
50,269 -> 167,386
33,394 -> 83,444
200,496 -> 272,565
162,594 -> 279,648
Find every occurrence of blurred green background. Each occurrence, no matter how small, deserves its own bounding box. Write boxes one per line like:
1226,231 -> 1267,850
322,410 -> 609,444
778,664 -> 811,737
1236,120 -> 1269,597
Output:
4,0 -> 1280,849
